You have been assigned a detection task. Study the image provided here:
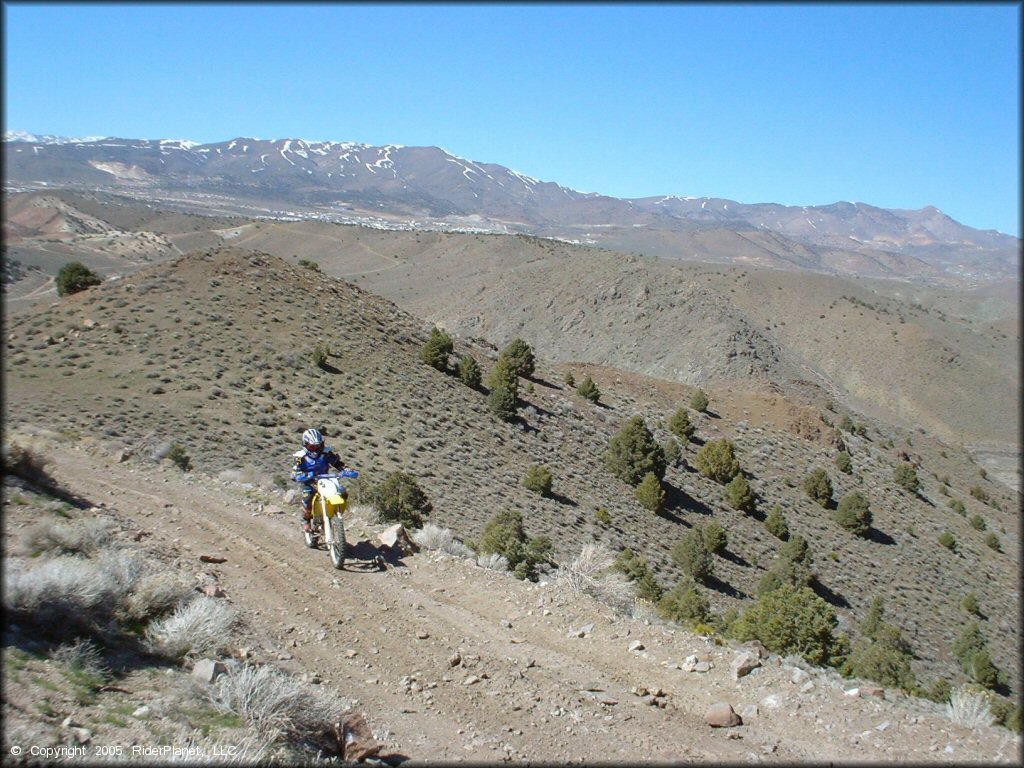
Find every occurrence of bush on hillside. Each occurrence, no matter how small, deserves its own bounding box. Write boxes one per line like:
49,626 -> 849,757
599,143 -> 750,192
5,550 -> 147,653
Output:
634,472 -> 665,513
667,407 -> 696,442
730,584 -> 841,666
370,471 -> 432,528
564,371 -> 576,388
486,355 -> 519,422
2,441 -> 57,491
690,389 -> 709,413
961,592 -> 981,616
693,439 -> 740,484
969,514 -> 986,531
938,531 -> 956,551
311,341 -> 331,369
522,465 -> 553,497
952,622 -> 1004,690
894,463 -> 920,494
56,261 -> 101,297
477,509 -> 553,581
724,473 -> 755,513
845,597 -> 916,690
576,375 -> 601,404
604,416 -> 666,486
984,532 -> 1001,552
949,498 -> 966,516
657,578 -> 711,627
420,327 -> 454,372
671,529 -> 713,584
167,443 -> 192,472
700,521 -> 728,555
458,354 -> 482,389
836,451 -> 853,474
614,548 -> 662,602
765,504 -> 789,540
661,438 -> 682,468
803,468 -> 833,507
834,491 -> 872,536
499,338 -> 536,379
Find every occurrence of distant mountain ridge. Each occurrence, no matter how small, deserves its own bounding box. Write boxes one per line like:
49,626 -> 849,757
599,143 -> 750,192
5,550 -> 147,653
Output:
3,133 -> 1018,283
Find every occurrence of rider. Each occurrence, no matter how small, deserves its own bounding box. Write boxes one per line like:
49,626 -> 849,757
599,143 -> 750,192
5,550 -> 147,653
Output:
292,428 -> 346,532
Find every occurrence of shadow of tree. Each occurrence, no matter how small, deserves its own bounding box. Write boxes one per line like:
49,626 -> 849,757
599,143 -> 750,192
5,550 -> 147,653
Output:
811,578 -> 850,608
866,527 -> 897,546
664,482 -> 714,516
704,574 -> 746,599
719,549 -> 750,567
548,491 -> 577,508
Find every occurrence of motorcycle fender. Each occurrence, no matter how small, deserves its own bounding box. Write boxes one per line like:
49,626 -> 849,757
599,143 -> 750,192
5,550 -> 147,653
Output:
325,494 -> 345,508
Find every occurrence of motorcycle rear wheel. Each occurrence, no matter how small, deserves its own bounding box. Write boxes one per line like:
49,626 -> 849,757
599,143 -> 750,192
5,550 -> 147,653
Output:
303,496 -> 319,548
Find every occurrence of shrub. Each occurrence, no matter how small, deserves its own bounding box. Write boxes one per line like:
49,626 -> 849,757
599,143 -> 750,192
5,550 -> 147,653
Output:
671,530 -> 713,584
893,463 -> 920,494
693,439 -> 740,484
667,407 -> 695,442
803,468 -> 833,507
988,696 -> 1022,734
730,584 -> 841,666
420,327 -> 454,372
615,548 -> 662,602
690,389 -> 709,413
839,415 -> 854,432
946,686 -> 994,729
144,597 -> 237,659
926,678 -> 953,704
499,338 -> 535,379
124,571 -> 194,621
949,498 -> 966,516
560,543 -> 614,597
834,491 -> 872,536
961,592 -> 981,616
477,509 -> 553,581
780,534 -> 812,565
458,354 -> 482,389
56,261 -> 101,296
984,533 -> 1001,552
845,599 -> 916,689
661,439 -> 681,468
700,522 -> 727,555
605,416 -> 666,485
167,443 -> 192,471
836,451 -> 853,474
595,508 -> 611,526
938,531 -> 956,551
757,555 -> 814,595
522,465 -> 553,496
486,355 -> 519,422
953,622 -> 1004,690
370,471 -> 432,528
22,517 -> 117,558
634,472 -> 665,513
724,474 -> 755,513
310,341 -> 330,369
576,375 -> 601,403
657,578 -> 711,627
765,505 -> 789,540
476,552 -> 510,572
564,372 -> 576,388
969,485 -> 989,503
2,441 -> 56,490
969,514 -> 986,531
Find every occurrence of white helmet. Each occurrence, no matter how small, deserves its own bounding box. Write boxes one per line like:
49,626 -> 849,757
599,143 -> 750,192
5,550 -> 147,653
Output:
302,428 -> 324,455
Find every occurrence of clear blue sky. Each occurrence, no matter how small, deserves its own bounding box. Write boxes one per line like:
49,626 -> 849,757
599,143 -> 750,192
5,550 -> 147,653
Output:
3,2 -> 1020,236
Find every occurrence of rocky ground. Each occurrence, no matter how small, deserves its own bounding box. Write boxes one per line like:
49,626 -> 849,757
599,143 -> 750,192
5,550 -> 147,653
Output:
2,436 -> 1021,764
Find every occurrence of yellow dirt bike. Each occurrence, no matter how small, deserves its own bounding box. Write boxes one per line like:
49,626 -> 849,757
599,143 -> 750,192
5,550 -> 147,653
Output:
302,470 -> 359,569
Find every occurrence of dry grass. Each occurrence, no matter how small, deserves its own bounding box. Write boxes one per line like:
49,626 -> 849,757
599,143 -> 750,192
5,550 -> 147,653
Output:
412,523 -> 475,559
476,553 -> 509,572
21,516 -> 119,557
125,571 -> 196,621
145,597 -> 238,659
4,550 -> 142,617
946,686 -> 994,729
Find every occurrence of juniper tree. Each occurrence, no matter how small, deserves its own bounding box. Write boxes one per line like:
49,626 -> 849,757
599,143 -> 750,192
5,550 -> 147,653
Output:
576,375 -> 601,403
667,407 -> 696,442
693,439 -> 740,484
487,356 -> 519,422
605,416 -> 666,486
420,327 -> 454,372
500,338 -> 535,379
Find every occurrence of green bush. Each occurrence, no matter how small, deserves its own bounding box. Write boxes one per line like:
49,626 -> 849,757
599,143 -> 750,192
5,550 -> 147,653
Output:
692,439 -> 740,484
477,509 -> 552,581
576,375 -> 601,404
522,465 -> 553,497
604,416 -> 666,485
635,571 -> 664,602
949,498 -> 966,516
661,439 -> 682,468
984,532 -> 1001,552
700,521 -> 727,555
834,491 -> 872,536
839,415 -> 854,432
961,592 -> 981,616
757,554 -> 815,595
667,407 -> 696,442
167,443 -> 192,472
925,678 -> 953,703
845,597 -> 916,690
780,534 -> 812,565
371,471 -> 432,528
564,372 -> 576,388
634,472 -> 665,513
988,696 -> 1022,734
690,389 -> 709,413
724,474 -> 755,513
298,258 -> 320,271
2,442 -> 56,490
310,341 -> 330,369
765,505 -> 789,540
835,451 -> 853,474
803,468 -> 833,507
56,261 -> 101,296
969,514 -> 986,531
499,338 -> 535,379
595,507 -> 611,526
938,531 -> 956,550
731,584 -> 841,666
458,354 -> 482,389
893,463 -> 920,494
969,484 -> 989,503
657,578 -> 711,627
952,622 -> 1005,690
486,356 -> 519,422
420,327 -> 454,372
671,530 -> 713,584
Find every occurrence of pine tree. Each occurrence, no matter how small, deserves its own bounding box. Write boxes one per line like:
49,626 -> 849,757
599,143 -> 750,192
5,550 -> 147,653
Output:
420,327 -> 454,372
634,472 -> 665,513
667,407 -> 696,442
500,338 -> 536,378
604,416 -> 666,485
487,356 -> 519,422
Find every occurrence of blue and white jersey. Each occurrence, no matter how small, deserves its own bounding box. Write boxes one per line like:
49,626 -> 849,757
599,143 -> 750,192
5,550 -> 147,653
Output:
292,447 -> 344,483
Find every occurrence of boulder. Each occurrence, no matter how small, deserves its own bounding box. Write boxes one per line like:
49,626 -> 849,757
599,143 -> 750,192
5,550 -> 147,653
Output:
859,686 -> 885,699
731,651 -> 762,680
192,659 -> 227,683
377,524 -> 418,554
681,654 -> 699,672
743,640 -> 769,659
705,702 -> 743,727
628,640 -> 645,652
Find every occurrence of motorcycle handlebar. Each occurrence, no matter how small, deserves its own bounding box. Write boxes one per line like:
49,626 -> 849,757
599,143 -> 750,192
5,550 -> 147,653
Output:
316,470 -> 359,479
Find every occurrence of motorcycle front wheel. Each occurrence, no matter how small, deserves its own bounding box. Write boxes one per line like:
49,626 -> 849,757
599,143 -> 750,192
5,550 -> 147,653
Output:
324,508 -> 346,570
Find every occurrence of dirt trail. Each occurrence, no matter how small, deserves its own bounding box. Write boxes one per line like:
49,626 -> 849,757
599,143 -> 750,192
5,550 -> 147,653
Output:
36,442 -> 1021,763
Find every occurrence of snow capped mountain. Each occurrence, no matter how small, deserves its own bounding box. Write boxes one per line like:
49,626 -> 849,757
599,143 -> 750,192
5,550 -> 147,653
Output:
4,131 -> 109,144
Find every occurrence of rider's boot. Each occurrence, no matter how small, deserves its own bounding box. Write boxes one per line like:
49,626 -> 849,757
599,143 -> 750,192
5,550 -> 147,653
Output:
301,506 -> 313,533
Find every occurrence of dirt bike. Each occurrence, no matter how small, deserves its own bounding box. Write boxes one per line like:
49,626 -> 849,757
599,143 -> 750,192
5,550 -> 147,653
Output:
302,470 -> 359,569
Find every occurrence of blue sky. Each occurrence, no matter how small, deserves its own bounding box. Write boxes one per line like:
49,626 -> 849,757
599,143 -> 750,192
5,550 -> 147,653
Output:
3,2 -> 1020,236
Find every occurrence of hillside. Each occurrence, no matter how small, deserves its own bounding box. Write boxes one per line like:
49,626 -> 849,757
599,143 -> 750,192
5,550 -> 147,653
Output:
4,247 -> 1020,712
